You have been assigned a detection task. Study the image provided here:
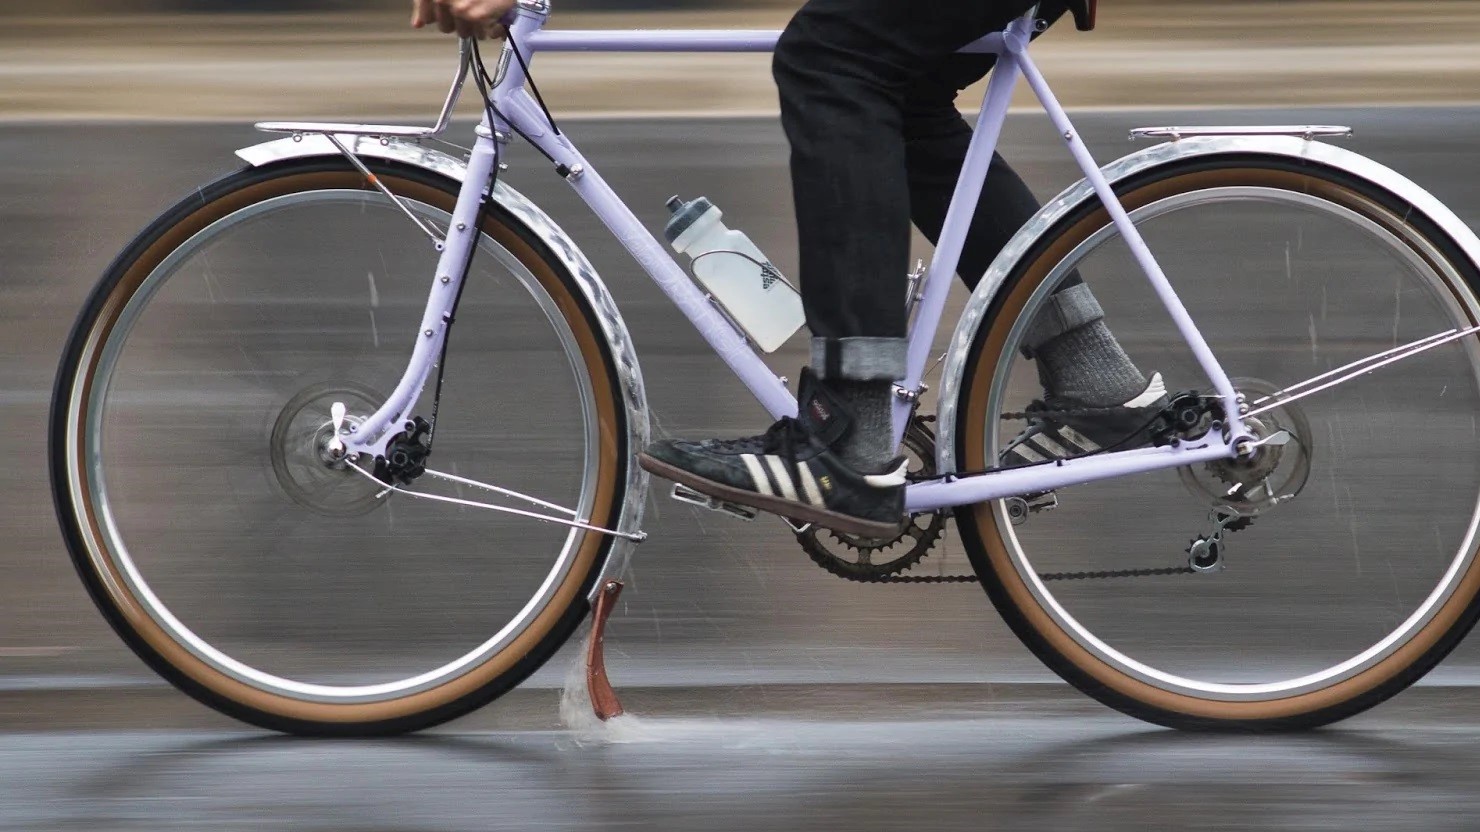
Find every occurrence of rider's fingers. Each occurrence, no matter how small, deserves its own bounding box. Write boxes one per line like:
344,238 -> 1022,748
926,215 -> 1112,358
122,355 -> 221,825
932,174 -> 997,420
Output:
486,21 -> 508,40
457,0 -> 490,27
433,2 -> 458,34
470,0 -> 511,23
410,0 -> 431,28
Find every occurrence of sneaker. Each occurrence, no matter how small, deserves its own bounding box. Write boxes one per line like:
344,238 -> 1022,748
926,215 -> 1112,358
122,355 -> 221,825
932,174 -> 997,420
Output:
1000,372 -> 1169,467
638,369 -> 907,537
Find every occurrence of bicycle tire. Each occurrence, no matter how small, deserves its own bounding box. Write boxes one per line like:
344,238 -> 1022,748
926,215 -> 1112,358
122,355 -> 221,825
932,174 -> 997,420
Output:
954,152 -> 1480,730
50,157 -> 629,736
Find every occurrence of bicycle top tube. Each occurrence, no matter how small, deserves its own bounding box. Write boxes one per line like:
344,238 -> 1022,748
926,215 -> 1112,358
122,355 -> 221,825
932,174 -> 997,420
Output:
521,29 -> 1009,55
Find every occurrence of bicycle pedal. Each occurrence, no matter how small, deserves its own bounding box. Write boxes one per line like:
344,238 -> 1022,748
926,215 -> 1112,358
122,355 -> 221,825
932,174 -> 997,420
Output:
1004,492 -> 1058,526
1026,492 -> 1059,513
671,483 -> 759,521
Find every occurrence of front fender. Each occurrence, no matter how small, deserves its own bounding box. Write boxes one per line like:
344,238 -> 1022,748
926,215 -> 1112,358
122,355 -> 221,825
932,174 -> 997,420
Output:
238,135 -> 651,603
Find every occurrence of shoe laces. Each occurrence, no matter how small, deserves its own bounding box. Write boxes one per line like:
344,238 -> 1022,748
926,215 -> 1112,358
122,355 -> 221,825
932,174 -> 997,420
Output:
700,416 -> 812,458
761,416 -> 812,461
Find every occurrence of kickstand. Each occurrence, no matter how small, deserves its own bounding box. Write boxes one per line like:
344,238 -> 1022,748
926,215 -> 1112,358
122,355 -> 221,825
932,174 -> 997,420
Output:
586,580 -> 625,721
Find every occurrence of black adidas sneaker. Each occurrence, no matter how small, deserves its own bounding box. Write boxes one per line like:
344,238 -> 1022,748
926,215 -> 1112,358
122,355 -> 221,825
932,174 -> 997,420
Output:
1000,372 -> 1169,467
638,369 -> 907,537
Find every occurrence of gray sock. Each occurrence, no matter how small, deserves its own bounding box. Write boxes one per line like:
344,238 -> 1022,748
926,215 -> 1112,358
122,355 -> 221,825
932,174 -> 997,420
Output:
828,380 -> 896,473
1034,319 -> 1147,406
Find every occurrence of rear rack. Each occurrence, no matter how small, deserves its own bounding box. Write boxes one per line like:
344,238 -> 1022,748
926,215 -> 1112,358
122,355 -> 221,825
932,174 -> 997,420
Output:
1130,125 -> 1354,142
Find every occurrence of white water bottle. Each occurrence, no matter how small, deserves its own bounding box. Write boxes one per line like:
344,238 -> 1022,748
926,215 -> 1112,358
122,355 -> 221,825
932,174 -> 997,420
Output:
664,195 -> 806,353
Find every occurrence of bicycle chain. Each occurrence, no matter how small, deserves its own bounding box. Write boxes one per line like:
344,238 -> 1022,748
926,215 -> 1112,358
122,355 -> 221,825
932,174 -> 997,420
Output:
1036,565 -> 1197,581
858,564 -> 1197,584
850,572 -> 981,585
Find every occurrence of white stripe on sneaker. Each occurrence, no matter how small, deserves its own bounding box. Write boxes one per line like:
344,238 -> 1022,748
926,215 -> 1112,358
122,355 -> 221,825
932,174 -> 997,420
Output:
1057,425 -> 1100,453
797,464 -> 825,506
1124,372 -> 1166,408
1033,434 -> 1070,458
764,456 -> 799,501
863,460 -> 909,488
741,454 -> 774,496
1008,442 -> 1046,464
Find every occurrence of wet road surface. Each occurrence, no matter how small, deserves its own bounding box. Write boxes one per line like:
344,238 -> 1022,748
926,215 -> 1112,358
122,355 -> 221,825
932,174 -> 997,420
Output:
8,686 -> 1480,830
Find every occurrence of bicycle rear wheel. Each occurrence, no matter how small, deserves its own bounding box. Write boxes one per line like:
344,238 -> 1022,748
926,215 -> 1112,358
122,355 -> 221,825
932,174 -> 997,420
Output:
51,157 -> 629,735
955,151 -> 1480,729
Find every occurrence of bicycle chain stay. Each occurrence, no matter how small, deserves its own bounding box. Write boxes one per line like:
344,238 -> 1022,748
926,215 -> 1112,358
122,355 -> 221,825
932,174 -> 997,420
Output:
841,398 -> 1237,585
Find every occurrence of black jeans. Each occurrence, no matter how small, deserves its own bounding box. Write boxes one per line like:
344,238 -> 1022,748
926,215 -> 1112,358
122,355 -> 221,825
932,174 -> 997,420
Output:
775,0 -> 1078,376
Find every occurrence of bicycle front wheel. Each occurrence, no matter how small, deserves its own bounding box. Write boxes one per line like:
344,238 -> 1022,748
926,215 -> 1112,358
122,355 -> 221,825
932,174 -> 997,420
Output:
955,151 -> 1480,729
51,157 -> 630,735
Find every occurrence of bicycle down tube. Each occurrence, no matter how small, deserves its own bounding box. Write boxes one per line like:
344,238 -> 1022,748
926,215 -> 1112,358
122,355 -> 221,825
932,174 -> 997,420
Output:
339,5 -> 1250,515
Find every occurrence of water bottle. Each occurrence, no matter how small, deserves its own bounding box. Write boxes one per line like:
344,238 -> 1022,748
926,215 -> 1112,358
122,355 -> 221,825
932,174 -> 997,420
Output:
664,195 -> 806,353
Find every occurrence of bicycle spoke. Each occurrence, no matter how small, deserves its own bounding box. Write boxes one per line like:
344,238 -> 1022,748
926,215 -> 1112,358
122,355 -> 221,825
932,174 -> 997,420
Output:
421,466 -> 578,516
1246,323 -> 1480,419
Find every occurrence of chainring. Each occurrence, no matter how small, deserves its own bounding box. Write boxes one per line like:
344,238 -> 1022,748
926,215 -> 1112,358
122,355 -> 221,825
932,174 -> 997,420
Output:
795,417 -> 949,582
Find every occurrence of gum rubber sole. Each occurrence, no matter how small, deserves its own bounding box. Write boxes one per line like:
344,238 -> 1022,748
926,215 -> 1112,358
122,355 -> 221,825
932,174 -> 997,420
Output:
638,453 -> 901,538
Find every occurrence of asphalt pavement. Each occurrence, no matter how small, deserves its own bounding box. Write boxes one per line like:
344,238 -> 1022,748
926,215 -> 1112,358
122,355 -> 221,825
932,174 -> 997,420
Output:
8,107 -> 1480,829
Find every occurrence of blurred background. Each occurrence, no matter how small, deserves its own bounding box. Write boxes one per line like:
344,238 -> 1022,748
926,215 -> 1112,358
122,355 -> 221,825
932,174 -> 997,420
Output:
4,0 -> 1480,119
7,2 -> 1480,830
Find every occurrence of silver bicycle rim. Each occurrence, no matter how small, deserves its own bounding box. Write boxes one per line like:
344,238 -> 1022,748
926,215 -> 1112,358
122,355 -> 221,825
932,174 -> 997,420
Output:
71,189 -> 602,704
986,184 -> 1480,701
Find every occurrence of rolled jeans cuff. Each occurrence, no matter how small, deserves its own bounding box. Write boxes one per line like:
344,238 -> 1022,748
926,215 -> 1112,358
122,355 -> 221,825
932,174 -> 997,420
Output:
1021,283 -> 1104,355
811,337 -> 909,382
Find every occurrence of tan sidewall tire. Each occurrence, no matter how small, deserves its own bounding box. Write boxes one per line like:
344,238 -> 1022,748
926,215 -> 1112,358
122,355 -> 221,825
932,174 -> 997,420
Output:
955,156 -> 1480,729
52,159 -> 625,734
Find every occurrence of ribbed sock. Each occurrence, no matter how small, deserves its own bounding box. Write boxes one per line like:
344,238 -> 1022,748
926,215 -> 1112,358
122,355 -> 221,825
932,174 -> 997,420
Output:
1034,319 -> 1148,406
827,379 -> 896,473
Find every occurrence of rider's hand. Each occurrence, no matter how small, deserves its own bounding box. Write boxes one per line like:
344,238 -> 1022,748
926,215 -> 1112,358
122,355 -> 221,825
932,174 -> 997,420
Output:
411,0 -> 516,40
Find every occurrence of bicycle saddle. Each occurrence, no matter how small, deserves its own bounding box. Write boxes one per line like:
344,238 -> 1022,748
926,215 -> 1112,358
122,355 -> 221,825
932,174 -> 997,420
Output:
1041,0 -> 1098,32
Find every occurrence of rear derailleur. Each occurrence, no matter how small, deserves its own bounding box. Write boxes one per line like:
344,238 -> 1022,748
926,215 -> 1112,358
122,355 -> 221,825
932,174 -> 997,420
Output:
1186,508 -> 1253,573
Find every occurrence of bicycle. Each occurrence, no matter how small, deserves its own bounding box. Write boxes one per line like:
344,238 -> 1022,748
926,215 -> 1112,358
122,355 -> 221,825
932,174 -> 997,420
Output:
50,0 -> 1480,735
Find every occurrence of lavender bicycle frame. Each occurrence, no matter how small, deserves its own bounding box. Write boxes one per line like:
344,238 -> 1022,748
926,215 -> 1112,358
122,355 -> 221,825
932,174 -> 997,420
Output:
340,5 -> 1248,515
